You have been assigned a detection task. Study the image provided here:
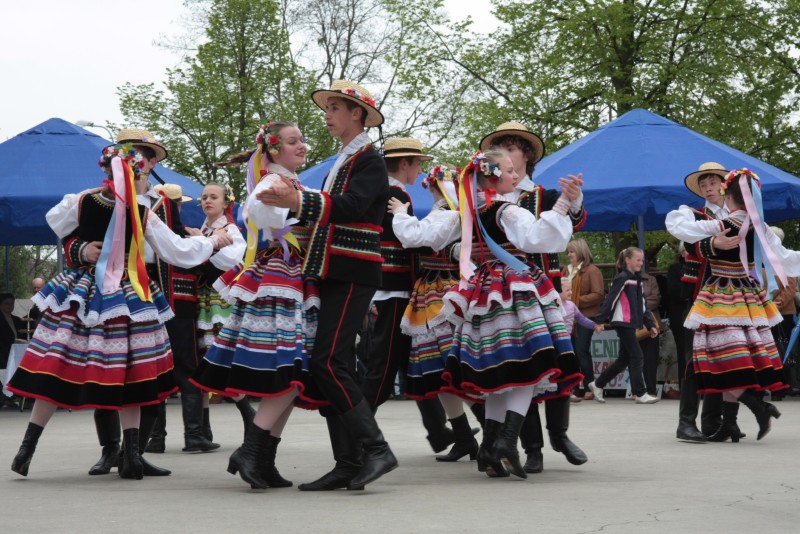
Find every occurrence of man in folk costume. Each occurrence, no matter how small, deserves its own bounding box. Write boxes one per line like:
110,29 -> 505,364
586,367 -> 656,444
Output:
260,80 -> 398,490
666,162 -> 741,442
482,121 -> 588,473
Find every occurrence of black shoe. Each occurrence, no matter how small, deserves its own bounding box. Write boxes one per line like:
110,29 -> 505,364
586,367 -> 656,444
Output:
545,396 -> 588,465
119,428 -> 144,480
477,419 -> 508,477
261,434 -> 292,488
11,422 -> 43,477
145,437 -> 165,454
227,424 -> 269,489
739,390 -> 781,440
435,414 -> 478,462
235,397 -> 256,439
340,400 -> 397,489
141,456 -> 171,476
89,443 -> 121,475
298,416 -> 364,491
676,421 -> 708,442
523,448 -> 543,474
182,394 -> 220,452
708,401 -> 742,443
492,411 -> 527,479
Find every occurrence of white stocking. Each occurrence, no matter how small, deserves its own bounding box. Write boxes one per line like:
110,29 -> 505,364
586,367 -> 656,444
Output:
438,393 -> 465,419
253,389 -> 298,433
119,406 -> 140,430
29,399 -> 57,427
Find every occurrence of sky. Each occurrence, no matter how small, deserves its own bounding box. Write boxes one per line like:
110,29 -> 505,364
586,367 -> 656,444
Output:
0,0 -> 498,142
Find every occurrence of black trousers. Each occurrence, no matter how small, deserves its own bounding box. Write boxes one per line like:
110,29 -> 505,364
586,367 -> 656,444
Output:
310,279 -> 376,414
362,297 -> 412,409
596,327 -> 646,396
166,316 -> 200,396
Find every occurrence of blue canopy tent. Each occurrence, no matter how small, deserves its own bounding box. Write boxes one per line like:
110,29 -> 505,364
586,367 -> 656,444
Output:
0,118 -> 206,247
298,154 -> 434,217
534,108 -> 800,233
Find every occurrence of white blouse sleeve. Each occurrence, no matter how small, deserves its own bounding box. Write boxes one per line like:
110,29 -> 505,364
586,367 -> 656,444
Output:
392,210 -> 461,251
209,223 -> 246,271
46,191 -> 88,238
498,202 -> 573,253
765,227 -> 800,277
144,212 -> 215,268
246,174 -> 292,230
665,206 -> 725,243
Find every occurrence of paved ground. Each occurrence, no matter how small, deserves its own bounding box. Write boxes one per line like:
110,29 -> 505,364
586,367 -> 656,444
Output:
1,395 -> 799,533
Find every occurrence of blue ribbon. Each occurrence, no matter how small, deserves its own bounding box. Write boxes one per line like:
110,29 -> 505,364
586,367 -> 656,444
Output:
749,183 -> 776,285
94,206 -> 118,286
783,314 -> 799,364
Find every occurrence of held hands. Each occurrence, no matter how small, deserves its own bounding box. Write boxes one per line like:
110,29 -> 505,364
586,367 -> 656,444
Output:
594,323 -> 605,334
713,228 -> 739,250
558,173 -> 583,202
257,177 -> 298,209
184,227 -> 203,237
84,241 -> 103,264
210,229 -> 234,250
650,327 -> 659,338
387,198 -> 410,214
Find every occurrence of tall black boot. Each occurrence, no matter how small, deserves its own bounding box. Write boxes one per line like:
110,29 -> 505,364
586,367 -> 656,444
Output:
138,406 -> 171,476
227,423 -> 270,489
492,411 -> 527,479
518,404 -> 544,473
203,407 -> 213,442
469,402 -> 486,429
708,401 -> 742,443
145,401 -> 167,453
119,428 -> 144,480
477,419 -> 509,478
700,392 -> 723,436
235,397 -> 256,440
435,413 -> 479,462
676,374 -> 707,442
89,410 -> 121,475
341,400 -> 398,489
545,396 -> 588,465
260,434 -> 292,487
11,422 -> 44,477
298,416 -> 364,491
416,398 -> 454,453
182,394 -> 221,452
738,390 -> 781,440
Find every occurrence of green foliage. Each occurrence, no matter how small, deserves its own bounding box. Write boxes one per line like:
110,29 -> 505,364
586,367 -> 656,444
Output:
0,246 -> 57,297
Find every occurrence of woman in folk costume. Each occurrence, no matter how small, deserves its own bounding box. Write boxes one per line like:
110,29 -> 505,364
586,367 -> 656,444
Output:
442,150 -> 582,478
186,182 -> 248,449
192,122 -> 324,489
665,169 -> 800,441
8,145 -> 231,479
388,164 -> 480,462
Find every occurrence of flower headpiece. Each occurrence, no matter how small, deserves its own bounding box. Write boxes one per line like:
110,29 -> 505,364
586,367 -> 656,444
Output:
224,184 -> 236,204
465,152 -> 503,182
256,123 -> 282,157
340,87 -> 376,108
720,168 -> 759,195
422,165 -> 461,189
98,143 -> 144,175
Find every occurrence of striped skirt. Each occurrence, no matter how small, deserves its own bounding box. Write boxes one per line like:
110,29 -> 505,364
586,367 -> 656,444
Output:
441,261 -> 582,400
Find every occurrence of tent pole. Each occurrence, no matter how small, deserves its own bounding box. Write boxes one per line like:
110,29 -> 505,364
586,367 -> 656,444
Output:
4,246 -> 9,290
637,216 -> 646,271
57,239 -> 64,273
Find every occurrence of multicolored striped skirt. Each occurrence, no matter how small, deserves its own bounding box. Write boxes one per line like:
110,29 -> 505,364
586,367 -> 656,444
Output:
441,261 -> 581,401
7,268 -> 176,409
191,246 -> 325,408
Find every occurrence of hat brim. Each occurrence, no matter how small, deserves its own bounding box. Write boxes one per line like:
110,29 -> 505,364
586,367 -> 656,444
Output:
311,90 -> 384,127
684,169 -> 728,198
113,139 -> 168,162
178,195 -> 193,203
479,129 -> 545,164
383,151 -> 433,161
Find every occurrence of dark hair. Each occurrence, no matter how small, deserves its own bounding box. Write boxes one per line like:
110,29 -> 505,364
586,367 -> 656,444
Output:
0,292 -> 14,305
492,134 -> 537,176
342,99 -> 368,127
137,145 -> 157,160
260,121 -> 298,163
616,247 -> 643,271
385,155 -> 417,173
725,172 -> 752,208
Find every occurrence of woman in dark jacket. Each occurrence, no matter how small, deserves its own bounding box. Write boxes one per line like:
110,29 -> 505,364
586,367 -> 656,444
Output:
588,248 -> 659,404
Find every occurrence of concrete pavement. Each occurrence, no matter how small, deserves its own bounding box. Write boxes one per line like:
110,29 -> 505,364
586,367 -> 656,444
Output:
1,396 -> 799,533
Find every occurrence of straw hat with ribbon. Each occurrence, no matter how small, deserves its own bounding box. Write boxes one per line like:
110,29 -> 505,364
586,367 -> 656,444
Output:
154,183 -> 193,204
383,137 -> 433,160
479,121 -> 545,164
684,162 -> 729,198
311,80 -> 384,127
112,128 -> 168,162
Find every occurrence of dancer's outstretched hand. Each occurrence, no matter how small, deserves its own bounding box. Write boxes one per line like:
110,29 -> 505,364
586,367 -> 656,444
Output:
558,173 -> 583,202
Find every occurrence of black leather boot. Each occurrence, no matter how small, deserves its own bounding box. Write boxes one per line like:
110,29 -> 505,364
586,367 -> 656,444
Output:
700,392 -> 723,436
676,374 -> 707,442
145,401 -> 167,453
546,396 -> 588,465
89,410 -> 121,475
235,397 -> 256,439
477,419 -> 509,478
738,390 -> 781,440
341,400 -> 398,489
492,411 -> 527,479
518,404 -> 544,473
203,407 -> 213,442
138,406 -> 171,476
182,394 -> 221,452
119,428 -> 144,480
11,422 -> 44,477
469,403 -> 486,429
416,398 -> 454,453
436,413 -> 479,462
298,416 -> 364,491
708,401 -> 743,443
227,423 -> 270,489
260,434 -> 292,487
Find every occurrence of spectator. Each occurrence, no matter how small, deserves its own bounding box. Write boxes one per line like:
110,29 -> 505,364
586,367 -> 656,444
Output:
640,269 -> 662,397
1,293 -> 25,369
766,227 -> 799,397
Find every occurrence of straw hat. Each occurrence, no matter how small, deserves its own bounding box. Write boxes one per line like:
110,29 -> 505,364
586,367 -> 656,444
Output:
479,121 -> 545,164
684,162 -> 729,198
114,128 -> 168,162
311,80 -> 384,127
383,137 -> 433,160
154,183 -> 192,204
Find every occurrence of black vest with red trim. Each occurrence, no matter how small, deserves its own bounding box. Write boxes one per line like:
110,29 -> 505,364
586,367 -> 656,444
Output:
379,184 -> 415,291
517,186 -> 567,284
680,206 -> 714,299
77,192 -> 148,245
